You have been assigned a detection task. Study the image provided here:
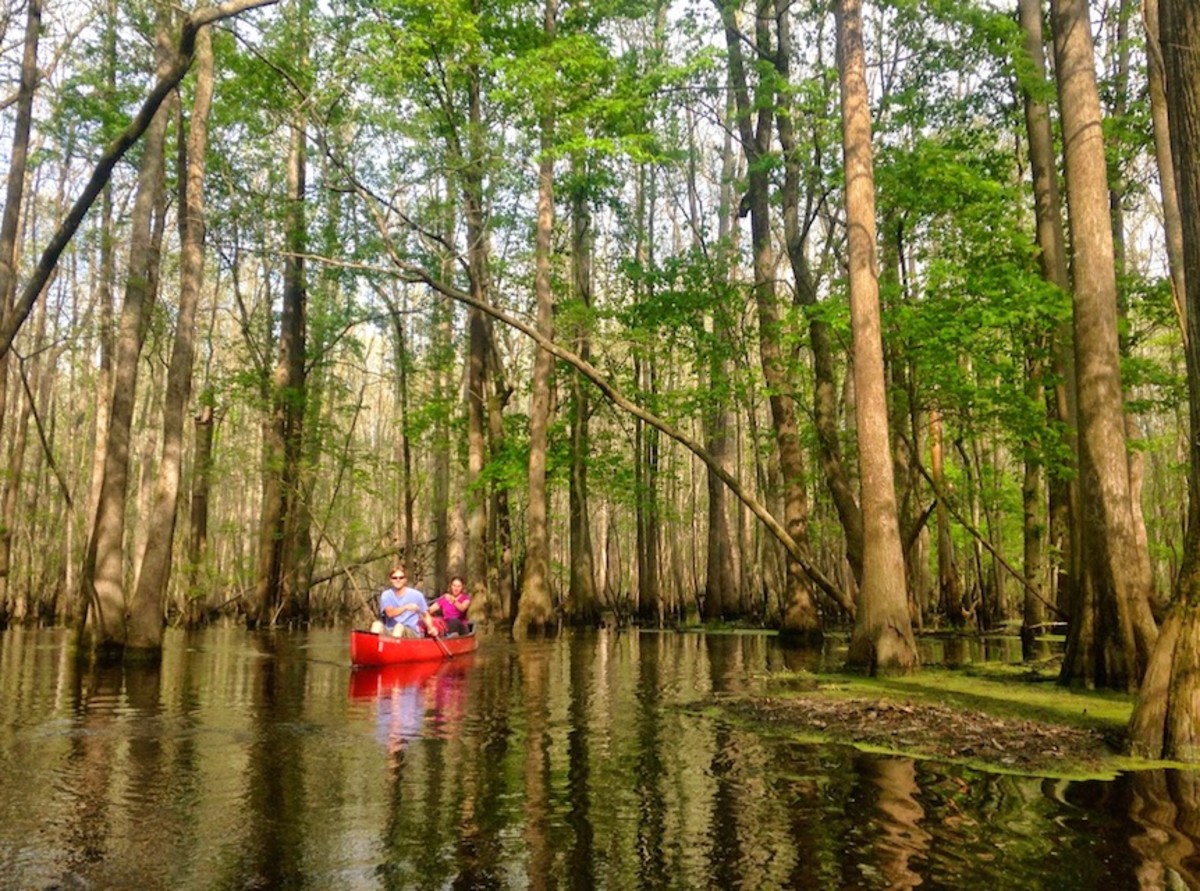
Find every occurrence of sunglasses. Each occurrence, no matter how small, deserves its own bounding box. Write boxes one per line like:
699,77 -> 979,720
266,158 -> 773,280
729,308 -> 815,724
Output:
390,574 -> 406,580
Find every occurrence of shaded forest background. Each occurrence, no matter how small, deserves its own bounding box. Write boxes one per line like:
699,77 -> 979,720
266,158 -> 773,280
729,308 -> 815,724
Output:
0,0 -> 1189,674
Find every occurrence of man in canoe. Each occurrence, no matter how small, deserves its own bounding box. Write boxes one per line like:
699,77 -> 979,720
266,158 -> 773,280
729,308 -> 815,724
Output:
374,566 -> 440,638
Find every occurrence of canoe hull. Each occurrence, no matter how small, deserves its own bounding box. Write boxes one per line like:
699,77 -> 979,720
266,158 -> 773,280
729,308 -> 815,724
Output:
350,628 -> 477,666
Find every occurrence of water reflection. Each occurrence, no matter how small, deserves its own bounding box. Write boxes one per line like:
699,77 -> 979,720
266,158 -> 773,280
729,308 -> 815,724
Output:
857,755 -> 930,890
1128,769 -> 1200,889
233,632 -> 310,890
0,625 -> 1196,889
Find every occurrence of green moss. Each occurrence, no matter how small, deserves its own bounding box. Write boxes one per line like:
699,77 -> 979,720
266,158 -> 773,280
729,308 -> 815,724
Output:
819,664 -> 1133,731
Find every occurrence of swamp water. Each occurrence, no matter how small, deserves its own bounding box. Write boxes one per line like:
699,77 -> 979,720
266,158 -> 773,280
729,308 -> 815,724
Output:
0,625 -> 1194,890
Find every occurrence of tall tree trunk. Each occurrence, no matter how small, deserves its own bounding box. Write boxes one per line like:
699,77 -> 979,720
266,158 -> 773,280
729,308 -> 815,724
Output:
1129,0 -> 1200,759
0,0 -> 42,613
837,0 -> 917,674
186,400 -> 214,624
517,0 -> 559,633
633,162 -> 662,625
80,0 -> 118,629
463,47 -> 492,621
430,193 -> 455,596
703,99 -> 740,621
387,291 -> 414,560
1143,0 -> 1187,339
1022,358 -> 1048,656
128,23 -> 215,653
1107,0 -> 1158,622
485,338 -> 515,620
1017,0 -> 1074,646
81,2 -> 173,660
253,98 -> 308,627
930,410 -> 963,623
1051,0 -> 1157,690
718,0 -> 820,637
774,0 -> 862,592
566,153 -> 599,625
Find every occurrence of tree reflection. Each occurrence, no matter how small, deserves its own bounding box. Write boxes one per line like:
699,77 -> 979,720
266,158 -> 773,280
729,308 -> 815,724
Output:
63,663 -> 122,878
634,634 -> 669,890
230,633 -> 308,890
1129,769 -> 1200,889
452,647 -> 513,889
519,642 -> 554,891
856,754 -> 930,890
566,634 -> 596,890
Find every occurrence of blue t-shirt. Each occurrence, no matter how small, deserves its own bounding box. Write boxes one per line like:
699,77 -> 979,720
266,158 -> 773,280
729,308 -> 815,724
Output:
380,586 -> 428,632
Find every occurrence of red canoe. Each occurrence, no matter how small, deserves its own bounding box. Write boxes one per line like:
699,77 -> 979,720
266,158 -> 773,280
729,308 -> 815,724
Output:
349,628 -> 478,666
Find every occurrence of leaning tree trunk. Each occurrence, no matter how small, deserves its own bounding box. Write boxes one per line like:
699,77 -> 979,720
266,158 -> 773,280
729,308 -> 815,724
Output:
1051,0 -> 1157,690
81,2 -> 173,660
1128,0 -> 1200,761
837,0 -> 917,675
128,23 -> 215,654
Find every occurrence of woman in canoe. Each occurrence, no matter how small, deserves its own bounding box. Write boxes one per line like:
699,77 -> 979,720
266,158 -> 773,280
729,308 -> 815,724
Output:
428,575 -> 471,635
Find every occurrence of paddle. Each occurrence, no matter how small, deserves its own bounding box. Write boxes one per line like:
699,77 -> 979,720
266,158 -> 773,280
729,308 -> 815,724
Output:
432,629 -> 453,659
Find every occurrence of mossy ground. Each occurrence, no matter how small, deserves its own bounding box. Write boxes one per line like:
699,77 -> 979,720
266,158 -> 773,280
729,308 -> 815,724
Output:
720,659 -> 1144,779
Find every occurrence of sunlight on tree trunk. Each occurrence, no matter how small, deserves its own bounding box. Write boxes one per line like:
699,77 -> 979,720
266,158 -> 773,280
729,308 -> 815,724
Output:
837,0 -> 917,675
1051,0 -> 1157,690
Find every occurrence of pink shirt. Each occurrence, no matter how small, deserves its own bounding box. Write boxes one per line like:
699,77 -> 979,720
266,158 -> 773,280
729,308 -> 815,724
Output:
437,592 -> 470,621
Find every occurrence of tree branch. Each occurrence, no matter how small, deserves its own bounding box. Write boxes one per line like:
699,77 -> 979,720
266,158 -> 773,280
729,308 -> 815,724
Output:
0,0 -> 278,357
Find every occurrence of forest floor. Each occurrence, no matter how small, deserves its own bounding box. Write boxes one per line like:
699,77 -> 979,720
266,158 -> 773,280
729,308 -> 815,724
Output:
717,657 -> 1137,778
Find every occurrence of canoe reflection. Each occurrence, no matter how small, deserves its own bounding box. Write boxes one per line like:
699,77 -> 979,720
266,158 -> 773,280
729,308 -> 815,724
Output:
351,656 -> 474,752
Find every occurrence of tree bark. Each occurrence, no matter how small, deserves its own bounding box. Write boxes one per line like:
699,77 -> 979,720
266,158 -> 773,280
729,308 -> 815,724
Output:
1051,0 -> 1157,690
1016,0 -> 1075,644
185,400 -> 214,624
703,96 -> 741,622
837,0 -> 917,674
1143,0 -> 1187,339
253,85 -> 308,627
0,0 -> 42,613
516,0 -> 559,633
128,22 -> 215,654
463,46 -> 492,622
566,152 -> 600,625
718,0 -> 820,636
1128,0 -> 1200,760
774,0 -> 862,590
81,2 -> 173,660
0,0 -> 278,359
